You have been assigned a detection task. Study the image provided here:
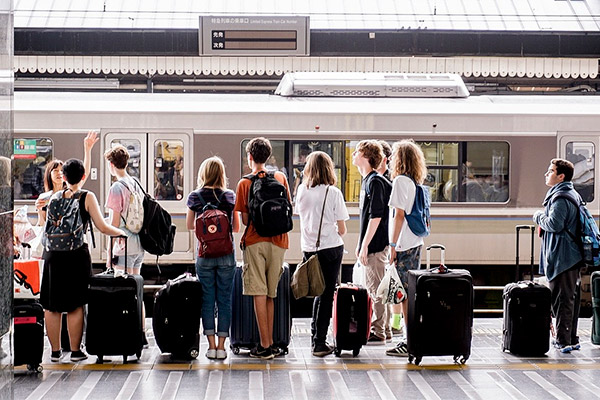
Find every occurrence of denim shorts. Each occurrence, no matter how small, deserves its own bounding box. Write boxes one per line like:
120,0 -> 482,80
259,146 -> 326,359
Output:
114,253 -> 144,273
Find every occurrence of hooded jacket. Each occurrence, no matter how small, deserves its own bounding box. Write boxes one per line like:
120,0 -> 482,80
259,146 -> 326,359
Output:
533,181 -> 583,281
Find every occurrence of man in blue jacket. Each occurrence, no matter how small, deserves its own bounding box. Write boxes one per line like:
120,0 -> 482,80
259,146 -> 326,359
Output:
533,158 -> 583,353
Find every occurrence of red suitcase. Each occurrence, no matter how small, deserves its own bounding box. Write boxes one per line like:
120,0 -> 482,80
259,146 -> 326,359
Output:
332,283 -> 373,357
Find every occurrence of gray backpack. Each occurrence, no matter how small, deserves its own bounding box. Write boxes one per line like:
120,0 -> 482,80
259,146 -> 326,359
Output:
43,189 -> 91,251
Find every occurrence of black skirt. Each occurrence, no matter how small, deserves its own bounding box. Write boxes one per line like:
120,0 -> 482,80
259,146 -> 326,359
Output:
40,244 -> 92,313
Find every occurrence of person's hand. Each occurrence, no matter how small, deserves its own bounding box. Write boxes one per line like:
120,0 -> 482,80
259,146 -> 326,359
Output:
390,247 -> 397,263
84,131 -> 99,152
533,210 -> 543,223
35,197 -> 47,211
359,245 -> 369,266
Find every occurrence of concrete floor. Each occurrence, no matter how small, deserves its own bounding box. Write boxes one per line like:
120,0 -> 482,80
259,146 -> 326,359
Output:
8,317 -> 600,400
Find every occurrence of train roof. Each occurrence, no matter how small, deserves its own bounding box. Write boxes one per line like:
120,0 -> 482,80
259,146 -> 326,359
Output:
13,92 -> 600,117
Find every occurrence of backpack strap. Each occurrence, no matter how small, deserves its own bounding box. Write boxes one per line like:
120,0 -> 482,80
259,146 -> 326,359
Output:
77,190 -> 96,248
551,191 -> 581,243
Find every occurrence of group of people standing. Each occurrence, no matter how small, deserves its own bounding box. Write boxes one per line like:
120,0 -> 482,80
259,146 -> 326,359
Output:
30,131 -> 582,363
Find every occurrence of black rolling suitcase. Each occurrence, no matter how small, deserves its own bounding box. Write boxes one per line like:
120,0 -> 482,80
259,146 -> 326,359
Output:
502,225 -> 551,355
332,283 -> 372,357
591,271 -> 600,345
153,273 -> 202,359
407,244 -> 473,365
230,263 -> 291,355
86,236 -> 144,363
13,300 -> 44,373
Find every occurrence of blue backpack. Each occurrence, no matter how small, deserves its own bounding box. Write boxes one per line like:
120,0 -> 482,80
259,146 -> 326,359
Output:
553,191 -> 600,266
404,175 -> 431,237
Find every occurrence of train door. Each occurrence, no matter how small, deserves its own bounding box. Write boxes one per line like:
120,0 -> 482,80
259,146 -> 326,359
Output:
103,132 -> 194,263
558,134 -> 597,208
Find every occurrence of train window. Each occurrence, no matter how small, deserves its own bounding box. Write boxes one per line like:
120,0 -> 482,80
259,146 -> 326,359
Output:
290,141 -> 345,200
419,141 -> 509,203
566,142 -> 594,202
108,139 -> 141,183
13,138 -> 53,200
154,139 -> 184,201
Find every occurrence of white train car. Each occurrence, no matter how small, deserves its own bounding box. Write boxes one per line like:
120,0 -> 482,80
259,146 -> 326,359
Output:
12,90 -> 600,277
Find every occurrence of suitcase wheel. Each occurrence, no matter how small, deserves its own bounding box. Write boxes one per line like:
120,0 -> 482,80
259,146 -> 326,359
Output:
415,357 -> 421,366
452,355 -> 468,364
232,347 -> 240,355
123,355 -> 128,364
27,364 -> 43,373
280,346 -> 289,356
352,348 -> 360,357
189,348 -> 199,359
334,348 -> 341,357
96,355 -> 104,364
136,350 -> 142,360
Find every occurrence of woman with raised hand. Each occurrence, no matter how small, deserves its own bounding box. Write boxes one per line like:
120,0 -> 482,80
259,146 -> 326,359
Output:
36,131 -> 98,226
295,151 -> 349,357
186,156 -> 239,360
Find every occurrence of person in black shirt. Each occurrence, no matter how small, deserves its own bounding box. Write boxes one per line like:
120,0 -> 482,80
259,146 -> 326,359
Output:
352,140 -> 392,343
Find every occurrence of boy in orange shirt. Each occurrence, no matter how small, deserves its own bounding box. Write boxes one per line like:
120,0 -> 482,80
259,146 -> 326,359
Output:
234,137 -> 291,359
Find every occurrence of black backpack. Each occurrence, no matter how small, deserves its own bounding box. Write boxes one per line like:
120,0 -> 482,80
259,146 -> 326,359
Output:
133,180 -> 176,256
244,171 -> 293,237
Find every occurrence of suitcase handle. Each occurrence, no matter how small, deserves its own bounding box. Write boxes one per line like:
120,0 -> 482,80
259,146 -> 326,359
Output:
109,235 -> 128,274
515,225 -> 535,282
426,244 -> 446,271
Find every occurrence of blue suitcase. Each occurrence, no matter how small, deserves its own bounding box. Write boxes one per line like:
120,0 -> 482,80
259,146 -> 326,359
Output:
230,263 -> 291,354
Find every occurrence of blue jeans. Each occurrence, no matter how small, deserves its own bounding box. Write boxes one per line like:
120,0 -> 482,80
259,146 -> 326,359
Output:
195,253 -> 236,337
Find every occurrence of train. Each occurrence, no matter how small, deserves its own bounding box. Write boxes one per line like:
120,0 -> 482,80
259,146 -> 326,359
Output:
12,76 -> 600,292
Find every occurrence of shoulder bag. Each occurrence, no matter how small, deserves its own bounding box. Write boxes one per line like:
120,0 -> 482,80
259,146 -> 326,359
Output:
291,186 -> 329,299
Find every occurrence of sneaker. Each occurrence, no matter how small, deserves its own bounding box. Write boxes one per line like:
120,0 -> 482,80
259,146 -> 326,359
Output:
572,343 -> 581,351
392,327 -> 403,336
216,349 -> 227,360
312,343 -> 334,357
386,332 -> 393,341
249,345 -> 274,360
50,349 -> 62,362
386,342 -> 409,357
553,342 -> 573,353
270,345 -> 283,357
142,334 -> 149,349
206,349 -> 217,360
70,350 -> 88,362
367,333 -> 385,344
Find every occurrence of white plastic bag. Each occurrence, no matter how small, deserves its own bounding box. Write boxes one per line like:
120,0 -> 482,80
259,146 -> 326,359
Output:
352,261 -> 365,286
376,264 -> 407,304
14,206 -> 37,244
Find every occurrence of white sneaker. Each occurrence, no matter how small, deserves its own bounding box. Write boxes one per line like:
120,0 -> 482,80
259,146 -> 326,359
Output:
216,349 -> 227,360
206,349 -> 217,359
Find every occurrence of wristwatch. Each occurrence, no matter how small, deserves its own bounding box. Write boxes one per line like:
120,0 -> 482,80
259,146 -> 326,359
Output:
389,242 -> 397,248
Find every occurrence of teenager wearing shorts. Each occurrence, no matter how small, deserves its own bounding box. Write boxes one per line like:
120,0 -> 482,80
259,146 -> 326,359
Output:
234,137 -> 291,359
386,139 -> 428,357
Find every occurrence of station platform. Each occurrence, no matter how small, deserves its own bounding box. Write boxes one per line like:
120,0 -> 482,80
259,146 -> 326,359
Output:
10,317 -> 600,400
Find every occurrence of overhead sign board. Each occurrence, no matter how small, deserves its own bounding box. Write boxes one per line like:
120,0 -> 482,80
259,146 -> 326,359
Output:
199,16 -> 309,56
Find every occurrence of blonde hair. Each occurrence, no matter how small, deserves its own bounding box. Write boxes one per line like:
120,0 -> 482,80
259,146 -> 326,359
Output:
303,151 -> 337,187
391,139 -> 428,184
196,156 -> 227,190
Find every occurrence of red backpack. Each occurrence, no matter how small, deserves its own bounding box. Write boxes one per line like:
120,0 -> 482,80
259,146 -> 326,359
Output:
194,191 -> 233,258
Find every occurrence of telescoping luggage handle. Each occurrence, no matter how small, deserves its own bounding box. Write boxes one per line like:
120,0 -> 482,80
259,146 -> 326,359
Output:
426,244 -> 448,273
109,235 -> 128,274
515,225 -> 535,282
